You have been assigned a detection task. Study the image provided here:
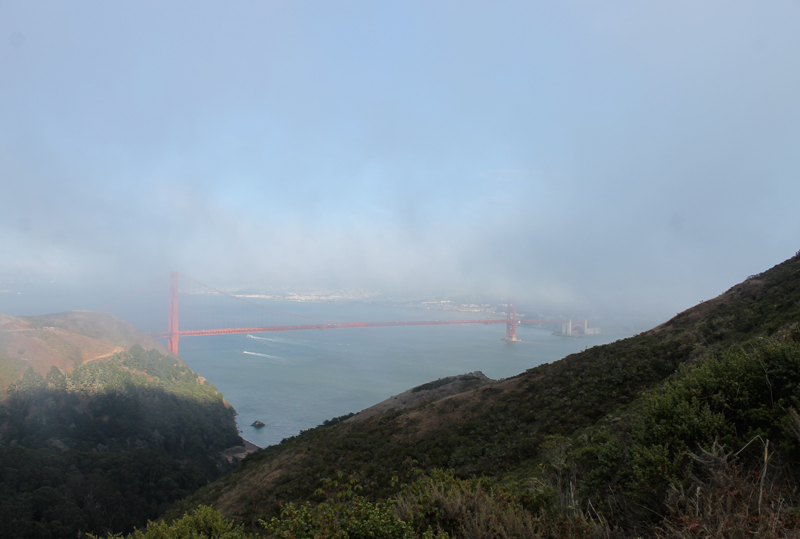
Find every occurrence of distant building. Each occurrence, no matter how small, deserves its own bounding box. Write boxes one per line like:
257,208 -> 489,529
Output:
554,319 -> 601,336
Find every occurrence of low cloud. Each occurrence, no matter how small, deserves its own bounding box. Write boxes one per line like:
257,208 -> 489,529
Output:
1,1 -> 799,324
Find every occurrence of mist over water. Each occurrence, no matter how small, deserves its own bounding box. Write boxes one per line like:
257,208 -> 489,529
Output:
170,302 -> 628,448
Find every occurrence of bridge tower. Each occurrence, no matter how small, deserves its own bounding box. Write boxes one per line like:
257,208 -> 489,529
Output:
168,271 -> 180,355
503,298 -> 521,342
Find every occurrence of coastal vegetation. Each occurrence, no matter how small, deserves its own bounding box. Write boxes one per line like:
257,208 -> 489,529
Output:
8,253 -> 800,538
152,252 -> 800,538
0,345 -> 242,538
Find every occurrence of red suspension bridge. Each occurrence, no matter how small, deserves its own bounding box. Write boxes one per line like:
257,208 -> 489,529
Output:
138,272 -> 575,355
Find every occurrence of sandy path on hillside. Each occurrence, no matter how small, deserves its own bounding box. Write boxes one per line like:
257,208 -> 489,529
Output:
83,346 -> 125,364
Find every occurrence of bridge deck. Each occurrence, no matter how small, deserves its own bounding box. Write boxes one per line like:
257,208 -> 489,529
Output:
149,318 -> 566,338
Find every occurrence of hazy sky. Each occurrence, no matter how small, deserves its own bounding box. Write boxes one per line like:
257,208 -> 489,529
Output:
2,1 -> 800,318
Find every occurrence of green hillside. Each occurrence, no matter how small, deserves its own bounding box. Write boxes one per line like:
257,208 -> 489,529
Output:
156,253 -> 800,538
0,343 -> 243,539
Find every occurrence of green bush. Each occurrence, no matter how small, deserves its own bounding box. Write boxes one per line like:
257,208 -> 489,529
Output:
90,505 -> 253,538
632,340 -> 800,505
261,474 -> 440,539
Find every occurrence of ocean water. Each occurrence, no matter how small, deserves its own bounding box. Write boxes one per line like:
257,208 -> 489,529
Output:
174,302 -> 628,448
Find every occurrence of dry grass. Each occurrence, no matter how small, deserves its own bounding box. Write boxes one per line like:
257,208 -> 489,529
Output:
653,441 -> 800,539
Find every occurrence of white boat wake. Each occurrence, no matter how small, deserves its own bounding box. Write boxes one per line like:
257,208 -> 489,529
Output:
247,334 -> 309,345
243,350 -> 287,362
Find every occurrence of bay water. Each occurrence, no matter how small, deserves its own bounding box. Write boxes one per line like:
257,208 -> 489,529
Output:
175,301 -> 628,448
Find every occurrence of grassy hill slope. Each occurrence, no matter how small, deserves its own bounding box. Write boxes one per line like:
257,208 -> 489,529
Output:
25,310 -> 173,358
173,252 -> 800,535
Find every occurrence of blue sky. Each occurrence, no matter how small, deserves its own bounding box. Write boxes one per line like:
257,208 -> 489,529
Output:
2,1 -> 800,319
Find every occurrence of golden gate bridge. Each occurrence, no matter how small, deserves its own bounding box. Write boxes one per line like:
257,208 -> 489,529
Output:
116,272 -> 572,355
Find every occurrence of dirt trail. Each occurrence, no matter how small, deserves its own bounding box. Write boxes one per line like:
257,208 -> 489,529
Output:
83,346 -> 125,364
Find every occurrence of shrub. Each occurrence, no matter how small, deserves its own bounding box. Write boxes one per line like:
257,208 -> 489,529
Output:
91,505 -> 252,538
392,470 -> 603,539
632,340 -> 800,509
261,474 -> 439,539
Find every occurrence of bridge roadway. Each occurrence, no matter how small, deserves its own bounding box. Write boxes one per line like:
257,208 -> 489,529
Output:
149,318 -> 565,339
122,273 -> 574,355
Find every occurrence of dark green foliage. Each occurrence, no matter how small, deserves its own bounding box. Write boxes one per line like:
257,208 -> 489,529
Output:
121,344 -> 213,397
631,340 -> 800,507
412,377 -> 458,393
0,446 -> 209,539
554,339 -> 800,528
262,475 -> 432,539
46,365 -> 67,390
120,505 -> 254,539
3,348 -> 239,463
0,346 -> 242,539
320,412 -> 356,428
12,366 -> 46,396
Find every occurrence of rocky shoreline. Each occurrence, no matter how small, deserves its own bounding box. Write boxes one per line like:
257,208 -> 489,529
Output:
220,438 -> 261,463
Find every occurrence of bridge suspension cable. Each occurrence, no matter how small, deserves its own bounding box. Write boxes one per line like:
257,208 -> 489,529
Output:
102,271 -> 575,356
